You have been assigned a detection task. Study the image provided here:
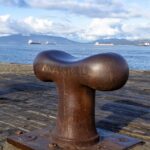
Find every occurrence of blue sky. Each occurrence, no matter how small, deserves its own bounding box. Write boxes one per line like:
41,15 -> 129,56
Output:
0,0 -> 149,41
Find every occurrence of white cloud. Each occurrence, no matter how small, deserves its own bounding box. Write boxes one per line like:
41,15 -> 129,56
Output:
0,0 -> 128,18
0,15 -> 54,35
0,0 -> 27,7
28,0 -> 129,18
122,21 -> 150,39
23,16 -> 53,34
0,0 -> 149,41
80,18 -> 121,40
0,15 -> 17,35
0,14 -> 149,41
0,0 -> 149,20
0,15 -> 78,38
0,14 -> 10,22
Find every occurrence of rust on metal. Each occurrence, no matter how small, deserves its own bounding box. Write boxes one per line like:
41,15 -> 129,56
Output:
7,128 -> 143,150
7,50 -> 143,149
33,50 -> 129,147
15,130 -> 25,135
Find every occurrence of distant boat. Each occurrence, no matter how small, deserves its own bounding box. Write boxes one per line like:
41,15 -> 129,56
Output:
45,41 -> 56,45
28,40 -> 56,45
142,42 -> 150,46
95,42 -> 114,46
28,40 -> 41,45
45,41 -> 49,45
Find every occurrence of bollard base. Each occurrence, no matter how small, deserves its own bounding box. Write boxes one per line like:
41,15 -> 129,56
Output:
6,128 -> 143,150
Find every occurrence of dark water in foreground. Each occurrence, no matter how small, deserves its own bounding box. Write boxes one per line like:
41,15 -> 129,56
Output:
0,43 -> 149,70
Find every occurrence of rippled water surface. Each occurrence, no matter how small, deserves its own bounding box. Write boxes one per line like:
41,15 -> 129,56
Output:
0,43 -> 149,70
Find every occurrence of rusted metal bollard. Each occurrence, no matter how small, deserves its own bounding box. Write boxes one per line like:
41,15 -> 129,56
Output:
6,50 -> 142,150
34,50 -> 129,146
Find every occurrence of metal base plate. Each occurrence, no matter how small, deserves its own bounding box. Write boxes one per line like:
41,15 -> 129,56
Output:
7,128 -> 143,150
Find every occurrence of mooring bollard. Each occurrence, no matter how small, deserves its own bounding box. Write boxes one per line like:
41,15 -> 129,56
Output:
6,50 -> 143,150
34,50 -> 129,146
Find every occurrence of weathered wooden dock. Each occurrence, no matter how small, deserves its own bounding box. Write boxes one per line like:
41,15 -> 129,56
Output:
0,63 -> 150,150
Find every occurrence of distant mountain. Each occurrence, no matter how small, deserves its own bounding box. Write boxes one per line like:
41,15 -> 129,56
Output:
0,34 -> 79,44
0,34 -> 149,45
93,38 -> 150,45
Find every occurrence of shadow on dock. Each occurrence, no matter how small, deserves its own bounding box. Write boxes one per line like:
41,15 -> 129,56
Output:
96,100 -> 149,134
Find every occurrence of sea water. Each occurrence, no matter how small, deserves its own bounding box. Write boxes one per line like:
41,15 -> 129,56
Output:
0,43 -> 149,70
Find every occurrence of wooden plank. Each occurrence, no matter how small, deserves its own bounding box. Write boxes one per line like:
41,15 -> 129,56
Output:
0,64 -> 150,149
